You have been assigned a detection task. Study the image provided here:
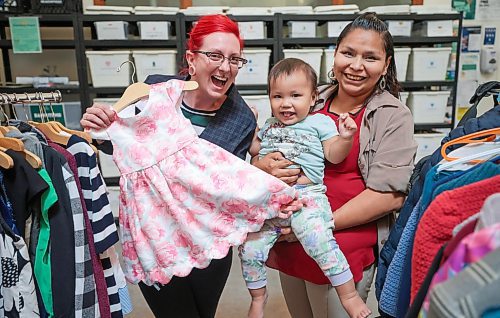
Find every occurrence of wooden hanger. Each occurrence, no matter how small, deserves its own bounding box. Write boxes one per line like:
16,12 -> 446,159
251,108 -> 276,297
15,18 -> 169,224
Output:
112,61 -> 198,113
440,128 -> 500,164
0,126 -> 10,134
49,121 -> 93,143
0,146 -> 13,169
29,120 -> 71,146
0,134 -> 42,169
113,81 -> 199,113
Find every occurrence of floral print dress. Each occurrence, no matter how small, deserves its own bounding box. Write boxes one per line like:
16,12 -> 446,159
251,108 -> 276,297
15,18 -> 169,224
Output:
100,79 -> 296,286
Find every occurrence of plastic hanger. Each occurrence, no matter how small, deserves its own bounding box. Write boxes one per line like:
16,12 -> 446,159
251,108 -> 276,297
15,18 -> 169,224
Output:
438,128 -> 500,172
112,60 -> 198,113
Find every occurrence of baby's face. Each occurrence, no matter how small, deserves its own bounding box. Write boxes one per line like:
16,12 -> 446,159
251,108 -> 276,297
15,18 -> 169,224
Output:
269,71 -> 316,126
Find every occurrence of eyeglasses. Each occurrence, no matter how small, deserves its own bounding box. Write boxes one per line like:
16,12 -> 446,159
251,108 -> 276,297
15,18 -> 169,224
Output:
193,50 -> 248,69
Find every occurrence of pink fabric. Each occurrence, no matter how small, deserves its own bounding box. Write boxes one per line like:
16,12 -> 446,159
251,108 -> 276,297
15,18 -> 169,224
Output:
105,79 -> 297,286
420,222 -> 500,317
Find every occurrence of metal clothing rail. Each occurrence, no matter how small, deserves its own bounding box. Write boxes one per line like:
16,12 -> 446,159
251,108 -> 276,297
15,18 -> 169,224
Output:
0,90 -> 62,105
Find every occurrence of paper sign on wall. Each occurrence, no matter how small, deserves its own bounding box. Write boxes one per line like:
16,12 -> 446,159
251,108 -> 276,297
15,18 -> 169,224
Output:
9,17 -> 42,54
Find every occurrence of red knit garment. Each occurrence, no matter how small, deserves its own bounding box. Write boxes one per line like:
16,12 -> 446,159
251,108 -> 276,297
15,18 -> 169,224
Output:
411,175 -> 500,302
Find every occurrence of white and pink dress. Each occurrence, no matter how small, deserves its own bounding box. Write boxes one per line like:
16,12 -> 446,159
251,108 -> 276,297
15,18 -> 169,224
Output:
93,79 -> 296,286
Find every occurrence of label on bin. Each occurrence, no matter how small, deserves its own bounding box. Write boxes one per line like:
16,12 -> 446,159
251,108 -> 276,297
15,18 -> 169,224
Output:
29,103 -> 65,125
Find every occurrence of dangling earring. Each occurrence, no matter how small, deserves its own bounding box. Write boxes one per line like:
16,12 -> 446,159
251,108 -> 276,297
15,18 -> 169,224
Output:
328,70 -> 338,84
379,76 -> 386,91
188,65 -> 196,76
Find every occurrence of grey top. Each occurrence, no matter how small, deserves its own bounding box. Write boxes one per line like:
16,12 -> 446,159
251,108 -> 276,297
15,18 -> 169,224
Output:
6,129 -> 45,165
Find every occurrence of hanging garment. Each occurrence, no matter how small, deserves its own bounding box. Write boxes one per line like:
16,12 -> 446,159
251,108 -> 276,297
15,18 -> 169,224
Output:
34,169 -> 57,317
2,150 -> 48,238
427,248 -> 500,318
0,171 -> 19,236
376,104 -> 500,302
49,142 -> 101,318
411,175 -> 500,302
95,79 -> 296,285
66,135 -> 125,317
42,145 -> 76,317
0,215 -> 39,317
419,222 -> 500,317
380,162 -> 500,317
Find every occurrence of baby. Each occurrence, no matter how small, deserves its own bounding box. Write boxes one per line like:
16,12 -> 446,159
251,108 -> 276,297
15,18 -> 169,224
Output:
239,58 -> 371,318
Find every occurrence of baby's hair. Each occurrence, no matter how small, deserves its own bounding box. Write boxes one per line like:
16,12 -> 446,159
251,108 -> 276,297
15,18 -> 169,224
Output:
268,58 -> 318,94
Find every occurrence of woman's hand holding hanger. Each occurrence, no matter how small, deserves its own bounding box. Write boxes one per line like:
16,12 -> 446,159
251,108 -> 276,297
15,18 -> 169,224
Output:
80,103 -> 116,131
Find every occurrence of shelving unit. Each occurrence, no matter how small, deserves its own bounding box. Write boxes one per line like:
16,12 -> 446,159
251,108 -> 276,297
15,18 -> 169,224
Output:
79,13 -> 182,107
0,12 -> 462,130
180,14 -> 278,94
0,14 -> 86,104
277,12 -> 463,129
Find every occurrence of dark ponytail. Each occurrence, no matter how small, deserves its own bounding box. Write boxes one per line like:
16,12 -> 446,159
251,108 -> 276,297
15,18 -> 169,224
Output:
336,12 -> 401,98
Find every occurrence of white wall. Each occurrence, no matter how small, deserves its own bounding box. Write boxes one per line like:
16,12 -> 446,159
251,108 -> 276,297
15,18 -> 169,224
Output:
426,0 -> 500,116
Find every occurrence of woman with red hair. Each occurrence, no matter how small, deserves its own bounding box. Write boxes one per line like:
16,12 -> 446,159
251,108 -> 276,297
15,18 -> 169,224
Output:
80,14 -> 298,318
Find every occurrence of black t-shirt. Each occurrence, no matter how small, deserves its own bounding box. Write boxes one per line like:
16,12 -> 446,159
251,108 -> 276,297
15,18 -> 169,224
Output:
2,149 -> 48,237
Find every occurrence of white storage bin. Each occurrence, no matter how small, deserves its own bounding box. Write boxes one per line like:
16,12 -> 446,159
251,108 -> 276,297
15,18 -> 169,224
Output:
106,186 -> 120,218
86,51 -> 132,87
95,21 -> 128,40
414,20 -> 453,37
242,95 -> 271,128
137,21 -> 170,40
99,152 -> 121,179
327,21 -> 350,37
227,7 -> 272,15
134,6 -> 179,14
271,6 -> 314,14
321,48 -> 336,83
288,21 -> 317,38
283,48 -> 323,80
387,20 -> 413,37
314,5 -> 359,14
236,49 -> 271,85
410,5 -> 455,14
407,91 -> 450,124
394,47 -> 411,82
400,91 -> 409,105
407,47 -> 451,81
238,22 -> 265,40
93,98 -> 119,105
414,133 -> 446,162
181,6 -> 228,15
132,50 -> 177,82
360,5 -> 410,14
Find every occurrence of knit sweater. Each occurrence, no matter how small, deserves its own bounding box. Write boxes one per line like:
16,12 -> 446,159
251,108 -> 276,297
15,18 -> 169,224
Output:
411,174 -> 500,302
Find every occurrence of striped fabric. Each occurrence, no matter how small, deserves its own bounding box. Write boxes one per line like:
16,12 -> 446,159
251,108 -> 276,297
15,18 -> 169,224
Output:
67,135 -> 123,317
180,101 -> 217,135
67,136 -> 119,253
60,162 -> 99,318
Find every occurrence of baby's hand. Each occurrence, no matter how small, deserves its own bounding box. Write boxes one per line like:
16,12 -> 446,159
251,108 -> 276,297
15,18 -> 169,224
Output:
249,105 -> 259,120
338,113 -> 357,140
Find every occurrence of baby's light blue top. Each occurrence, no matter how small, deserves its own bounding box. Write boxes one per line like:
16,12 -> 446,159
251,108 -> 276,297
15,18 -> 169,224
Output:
258,113 -> 338,184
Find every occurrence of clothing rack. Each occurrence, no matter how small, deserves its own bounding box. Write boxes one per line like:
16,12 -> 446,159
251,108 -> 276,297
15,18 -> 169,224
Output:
0,90 -> 62,105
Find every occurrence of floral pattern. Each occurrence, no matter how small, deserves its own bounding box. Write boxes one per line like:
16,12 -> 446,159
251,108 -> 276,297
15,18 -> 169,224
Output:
105,80 -> 297,286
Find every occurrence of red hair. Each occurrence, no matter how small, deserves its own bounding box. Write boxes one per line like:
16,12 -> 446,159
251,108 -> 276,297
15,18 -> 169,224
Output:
186,14 -> 244,51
